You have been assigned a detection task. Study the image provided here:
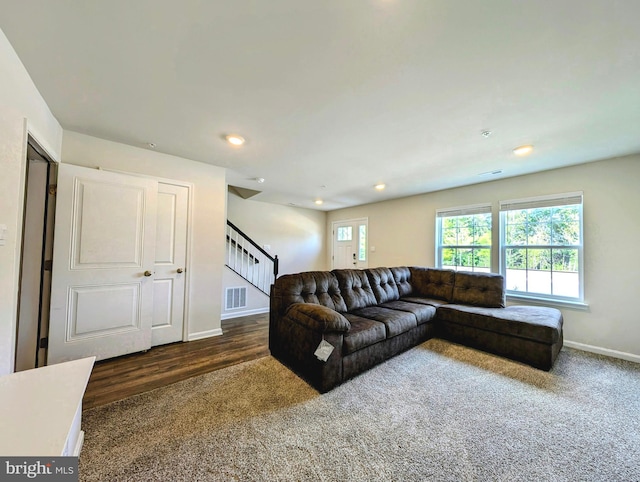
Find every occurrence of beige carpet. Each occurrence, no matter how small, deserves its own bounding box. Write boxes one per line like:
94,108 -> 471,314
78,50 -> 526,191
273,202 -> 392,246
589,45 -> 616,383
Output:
79,339 -> 640,481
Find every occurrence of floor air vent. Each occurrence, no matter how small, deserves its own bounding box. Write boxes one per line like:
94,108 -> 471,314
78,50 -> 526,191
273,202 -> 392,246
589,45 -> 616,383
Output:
226,287 -> 247,310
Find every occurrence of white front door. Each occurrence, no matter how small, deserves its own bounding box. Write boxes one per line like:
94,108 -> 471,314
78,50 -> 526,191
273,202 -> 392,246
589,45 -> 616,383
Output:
151,182 -> 188,346
48,164 -> 158,364
332,219 -> 368,270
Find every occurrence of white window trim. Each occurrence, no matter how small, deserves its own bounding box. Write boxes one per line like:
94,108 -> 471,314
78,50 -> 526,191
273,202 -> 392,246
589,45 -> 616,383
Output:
499,191 -> 584,303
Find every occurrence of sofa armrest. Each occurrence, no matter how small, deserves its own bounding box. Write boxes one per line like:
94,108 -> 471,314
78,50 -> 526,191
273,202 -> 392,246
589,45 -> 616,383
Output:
284,303 -> 351,333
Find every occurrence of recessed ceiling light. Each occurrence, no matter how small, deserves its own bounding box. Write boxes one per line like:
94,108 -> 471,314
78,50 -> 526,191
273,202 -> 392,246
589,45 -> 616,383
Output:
147,143 -> 156,149
374,183 -> 386,191
225,134 -> 245,146
513,145 -> 533,156
481,130 -> 492,138
314,199 -> 324,205
255,177 -> 265,183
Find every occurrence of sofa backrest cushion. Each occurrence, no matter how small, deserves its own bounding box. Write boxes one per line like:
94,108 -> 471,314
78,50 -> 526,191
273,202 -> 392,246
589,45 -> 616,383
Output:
365,267 -> 400,303
391,267 -> 412,297
451,272 -> 506,308
332,269 -> 378,311
272,271 -> 347,315
409,267 -> 455,301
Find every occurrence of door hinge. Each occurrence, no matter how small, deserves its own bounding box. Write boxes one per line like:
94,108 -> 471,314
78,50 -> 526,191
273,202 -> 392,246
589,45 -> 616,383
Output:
43,259 -> 53,271
48,184 -> 57,196
39,337 -> 49,349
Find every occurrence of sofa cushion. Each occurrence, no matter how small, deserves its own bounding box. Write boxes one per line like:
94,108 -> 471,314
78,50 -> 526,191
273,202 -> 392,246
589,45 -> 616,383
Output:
342,314 -> 387,355
284,303 -> 351,333
332,269 -> 378,311
451,272 -> 505,308
391,267 -> 413,297
366,267 -> 400,303
380,300 -> 436,325
274,271 -> 347,313
400,296 -> 450,308
350,306 -> 418,338
437,304 -> 563,344
409,267 -> 455,301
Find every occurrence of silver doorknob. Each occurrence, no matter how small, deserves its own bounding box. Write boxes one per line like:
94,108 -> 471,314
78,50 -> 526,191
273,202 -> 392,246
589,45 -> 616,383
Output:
143,270 -> 152,277
177,268 -> 184,274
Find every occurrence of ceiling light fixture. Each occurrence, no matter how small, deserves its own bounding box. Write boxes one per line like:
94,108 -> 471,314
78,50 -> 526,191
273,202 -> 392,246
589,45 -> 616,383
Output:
147,142 -> 156,149
513,145 -> 533,156
374,183 -> 386,191
481,130 -> 492,138
255,177 -> 265,183
314,199 -> 324,205
225,134 -> 245,146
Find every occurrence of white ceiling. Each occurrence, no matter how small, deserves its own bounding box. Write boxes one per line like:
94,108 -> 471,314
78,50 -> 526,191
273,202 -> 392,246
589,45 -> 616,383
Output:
2,1 -> 639,210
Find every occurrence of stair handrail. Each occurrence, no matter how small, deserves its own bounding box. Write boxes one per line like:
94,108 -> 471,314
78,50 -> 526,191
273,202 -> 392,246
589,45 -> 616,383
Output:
227,220 -> 279,277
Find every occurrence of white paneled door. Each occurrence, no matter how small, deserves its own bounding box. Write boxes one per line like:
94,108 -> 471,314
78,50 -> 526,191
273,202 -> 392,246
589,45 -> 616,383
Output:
151,183 -> 188,347
48,164 -> 158,363
332,219 -> 368,270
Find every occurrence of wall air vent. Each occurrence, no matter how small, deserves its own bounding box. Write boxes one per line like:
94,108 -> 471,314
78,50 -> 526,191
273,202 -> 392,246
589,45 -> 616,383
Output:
225,286 -> 247,310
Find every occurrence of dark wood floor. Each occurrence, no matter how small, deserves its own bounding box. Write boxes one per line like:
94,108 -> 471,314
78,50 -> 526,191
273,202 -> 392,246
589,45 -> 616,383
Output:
82,313 -> 269,410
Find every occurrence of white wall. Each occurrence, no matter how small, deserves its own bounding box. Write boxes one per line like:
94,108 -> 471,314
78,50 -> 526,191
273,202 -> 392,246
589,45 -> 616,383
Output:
223,191 -> 326,318
0,29 -> 63,375
327,155 -> 640,362
227,192 -> 327,275
221,268 -> 269,319
62,131 -> 227,340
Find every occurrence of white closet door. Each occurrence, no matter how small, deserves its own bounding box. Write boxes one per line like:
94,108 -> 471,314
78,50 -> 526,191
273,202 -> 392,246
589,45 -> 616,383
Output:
151,182 -> 188,346
48,164 -> 157,364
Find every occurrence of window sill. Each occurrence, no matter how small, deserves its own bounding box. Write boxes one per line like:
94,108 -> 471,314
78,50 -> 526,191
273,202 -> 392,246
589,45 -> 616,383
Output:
506,293 -> 589,311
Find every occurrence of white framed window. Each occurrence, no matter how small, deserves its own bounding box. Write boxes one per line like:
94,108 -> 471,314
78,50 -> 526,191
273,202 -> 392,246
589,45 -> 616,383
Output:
499,192 -> 583,302
436,204 -> 492,272
358,224 -> 367,261
337,226 -> 352,241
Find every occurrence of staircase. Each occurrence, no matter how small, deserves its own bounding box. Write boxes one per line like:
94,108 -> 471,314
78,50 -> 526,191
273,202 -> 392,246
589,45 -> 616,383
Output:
225,220 -> 278,295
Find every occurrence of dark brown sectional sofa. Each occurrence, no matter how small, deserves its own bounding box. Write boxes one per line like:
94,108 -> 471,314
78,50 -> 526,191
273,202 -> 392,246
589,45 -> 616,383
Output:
269,267 -> 563,392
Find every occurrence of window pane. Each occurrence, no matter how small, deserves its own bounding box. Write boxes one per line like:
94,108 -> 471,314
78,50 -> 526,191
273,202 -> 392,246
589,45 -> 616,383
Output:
337,226 -> 352,241
442,247 -> 457,269
506,268 -> 527,292
527,248 -> 551,271
551,206 -> 580,245
458,227 -> 473,245
474,214 -> 492,245
552,272 -> 579,298
506,248 -> 526,269
442,227 -> 457,245
474,248 -> 491,268
507,209 -> 527,224
528,221 -> 551,245
358,225 -> 367,261
506,224 -> 527,245
527,270 -> 552,295
458,248 -> 473,268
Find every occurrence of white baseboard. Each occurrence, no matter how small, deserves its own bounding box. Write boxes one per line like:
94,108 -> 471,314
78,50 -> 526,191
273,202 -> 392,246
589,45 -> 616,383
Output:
187,328 -> 223,341
564,340 -> 640,364
221,307 -> 269,320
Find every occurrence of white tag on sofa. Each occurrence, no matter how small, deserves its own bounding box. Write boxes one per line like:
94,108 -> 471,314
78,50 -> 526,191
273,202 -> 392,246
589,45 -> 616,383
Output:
314,339 -> 335,362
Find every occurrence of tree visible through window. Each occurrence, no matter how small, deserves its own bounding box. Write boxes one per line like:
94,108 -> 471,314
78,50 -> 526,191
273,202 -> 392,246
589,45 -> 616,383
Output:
436,205 -> 492,272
